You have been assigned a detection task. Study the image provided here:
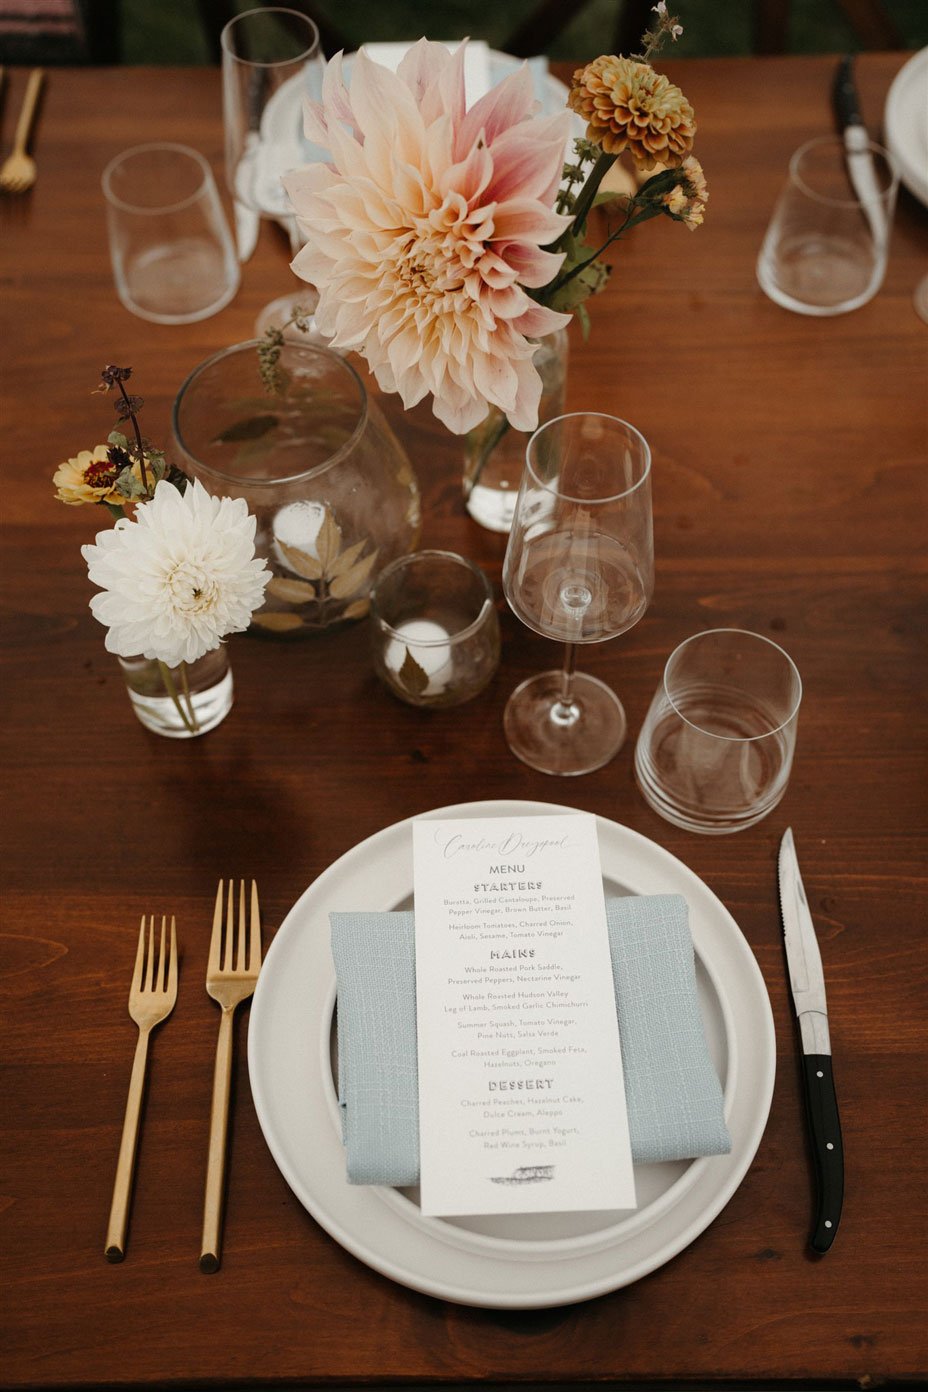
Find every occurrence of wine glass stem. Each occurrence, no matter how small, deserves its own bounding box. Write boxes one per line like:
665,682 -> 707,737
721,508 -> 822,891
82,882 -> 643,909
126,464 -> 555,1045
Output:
553,642 -> 579,725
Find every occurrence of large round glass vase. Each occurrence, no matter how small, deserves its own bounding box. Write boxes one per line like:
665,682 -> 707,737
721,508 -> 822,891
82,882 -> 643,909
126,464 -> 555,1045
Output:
502,413 -> 654,775
173,342 -> 421,636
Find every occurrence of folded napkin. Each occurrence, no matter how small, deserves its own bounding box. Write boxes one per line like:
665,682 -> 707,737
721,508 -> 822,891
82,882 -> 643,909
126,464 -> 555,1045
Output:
330,895 -> 731,1187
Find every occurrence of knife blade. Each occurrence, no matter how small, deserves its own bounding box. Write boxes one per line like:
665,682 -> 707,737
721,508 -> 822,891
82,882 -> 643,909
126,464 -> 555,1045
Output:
778,827 -> 844,1254
779,829 -> 845,1258
832,54 -> 888,248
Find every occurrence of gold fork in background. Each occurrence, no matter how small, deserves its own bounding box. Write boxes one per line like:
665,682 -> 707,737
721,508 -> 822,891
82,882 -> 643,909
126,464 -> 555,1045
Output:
200,880 -> 262,1273
0,68 -> 43,194
105,915 -> 178,1262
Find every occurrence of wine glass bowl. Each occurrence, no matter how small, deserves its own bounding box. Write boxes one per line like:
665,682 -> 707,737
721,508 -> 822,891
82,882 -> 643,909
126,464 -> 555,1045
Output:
221,7 -> 325,335
502,413 -> 653,775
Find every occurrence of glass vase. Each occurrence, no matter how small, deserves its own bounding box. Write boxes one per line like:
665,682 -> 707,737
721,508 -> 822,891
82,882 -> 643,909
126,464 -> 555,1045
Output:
173,341 -> 421,636
370,550 -> 501,708
118,648 -> 233,738
462,328 -> 569,533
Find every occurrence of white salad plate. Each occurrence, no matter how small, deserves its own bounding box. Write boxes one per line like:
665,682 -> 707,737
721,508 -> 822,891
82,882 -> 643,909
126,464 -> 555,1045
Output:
260,47 -> 585,199
884,46 -> 928,208
248,799 -> 776,1308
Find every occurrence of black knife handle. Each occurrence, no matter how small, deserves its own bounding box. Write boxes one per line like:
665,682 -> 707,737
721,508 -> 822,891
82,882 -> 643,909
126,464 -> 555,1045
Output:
833,54 -> 863,129
802,1054 -> 844,1253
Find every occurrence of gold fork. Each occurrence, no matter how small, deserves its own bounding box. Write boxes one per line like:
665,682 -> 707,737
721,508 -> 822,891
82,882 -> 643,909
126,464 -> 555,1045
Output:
0,68 -> 44,194
200,879 -> 262,1273
105,915 -> 178,1262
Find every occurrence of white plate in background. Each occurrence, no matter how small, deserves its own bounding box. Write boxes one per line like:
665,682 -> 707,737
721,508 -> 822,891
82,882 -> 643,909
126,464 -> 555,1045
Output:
262,47 -> 585,169
885,47 -> 928,207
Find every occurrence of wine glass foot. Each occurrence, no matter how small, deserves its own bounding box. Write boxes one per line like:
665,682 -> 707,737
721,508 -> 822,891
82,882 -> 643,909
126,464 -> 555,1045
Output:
503,671 -> 626,776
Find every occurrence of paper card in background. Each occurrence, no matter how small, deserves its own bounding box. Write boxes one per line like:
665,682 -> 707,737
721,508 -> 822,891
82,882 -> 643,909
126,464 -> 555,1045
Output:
413,813 -> 636,1218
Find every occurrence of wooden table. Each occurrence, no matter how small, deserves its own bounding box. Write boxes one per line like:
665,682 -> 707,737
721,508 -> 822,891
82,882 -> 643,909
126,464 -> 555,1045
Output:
1,54 -> 926,1391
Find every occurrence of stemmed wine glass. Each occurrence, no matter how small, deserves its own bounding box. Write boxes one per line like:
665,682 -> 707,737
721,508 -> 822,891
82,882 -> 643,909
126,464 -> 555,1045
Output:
502,413 -> 654,776
221,6 -> 325,336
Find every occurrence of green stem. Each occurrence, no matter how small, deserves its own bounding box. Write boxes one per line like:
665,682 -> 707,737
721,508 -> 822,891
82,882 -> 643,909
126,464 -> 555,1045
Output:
178,661 -> 198,732
555,151 -> 618,247
549,204 -> 664,295
118,380 -> 150,494
466,413 -> 512,497
157,660 -> 199,735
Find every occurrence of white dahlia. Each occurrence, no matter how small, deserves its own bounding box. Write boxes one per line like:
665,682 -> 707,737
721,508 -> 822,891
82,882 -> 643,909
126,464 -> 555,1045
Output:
81,480 -> 271,668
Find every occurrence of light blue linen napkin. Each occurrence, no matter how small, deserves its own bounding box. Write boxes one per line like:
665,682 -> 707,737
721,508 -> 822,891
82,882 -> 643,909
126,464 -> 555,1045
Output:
330,894 -> 731,1187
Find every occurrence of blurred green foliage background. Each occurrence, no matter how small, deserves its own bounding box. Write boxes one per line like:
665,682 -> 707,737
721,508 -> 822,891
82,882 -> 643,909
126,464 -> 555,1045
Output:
122,0 -> 926,63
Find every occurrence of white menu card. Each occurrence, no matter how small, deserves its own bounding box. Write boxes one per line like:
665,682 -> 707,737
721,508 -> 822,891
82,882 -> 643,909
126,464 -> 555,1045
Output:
413,814 -> 636,1218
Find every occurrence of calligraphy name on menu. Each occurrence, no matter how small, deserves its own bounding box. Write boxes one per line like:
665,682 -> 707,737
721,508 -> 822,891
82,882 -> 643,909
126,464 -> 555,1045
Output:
413,815 -> 636,1218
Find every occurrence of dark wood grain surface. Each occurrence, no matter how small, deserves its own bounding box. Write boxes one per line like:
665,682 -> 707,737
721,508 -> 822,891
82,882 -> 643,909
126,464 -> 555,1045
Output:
1,55 -> 926,1391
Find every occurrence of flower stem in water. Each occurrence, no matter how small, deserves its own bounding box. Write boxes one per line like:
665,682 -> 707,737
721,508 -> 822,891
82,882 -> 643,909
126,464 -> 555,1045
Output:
158,660 -> 200,735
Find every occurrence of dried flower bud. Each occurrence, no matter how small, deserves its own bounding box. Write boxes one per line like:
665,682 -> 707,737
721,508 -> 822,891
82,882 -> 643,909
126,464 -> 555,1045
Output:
114,394 -> 145,420
107,444 -> 133,471
99,365 -> 133,388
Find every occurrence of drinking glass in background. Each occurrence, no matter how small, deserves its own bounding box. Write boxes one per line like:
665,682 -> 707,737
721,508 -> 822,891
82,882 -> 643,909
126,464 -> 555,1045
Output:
502,413 -> 654,776
370,551 -> 501,708
634,629 -> 802,834
757,134 -> 899,315
221,6 -> 324,334
102,143 -> 240,324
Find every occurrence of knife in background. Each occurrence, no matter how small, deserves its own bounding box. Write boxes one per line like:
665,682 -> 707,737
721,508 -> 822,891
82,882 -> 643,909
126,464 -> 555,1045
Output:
778,828 -> 844,1254
832,54 -> 888,246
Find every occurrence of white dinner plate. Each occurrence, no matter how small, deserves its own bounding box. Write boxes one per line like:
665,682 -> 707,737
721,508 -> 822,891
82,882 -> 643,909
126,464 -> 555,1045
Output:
884,46 -> 928,208
248,799 -> 775,1307
261,48 -> 586,202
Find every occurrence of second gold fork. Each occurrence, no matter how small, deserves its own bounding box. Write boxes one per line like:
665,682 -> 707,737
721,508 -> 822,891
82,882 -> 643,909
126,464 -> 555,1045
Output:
200,879 -> 262,1273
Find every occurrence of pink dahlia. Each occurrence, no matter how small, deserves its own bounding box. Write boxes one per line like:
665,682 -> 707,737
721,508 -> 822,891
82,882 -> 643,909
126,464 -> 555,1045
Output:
283,41 -> 573,434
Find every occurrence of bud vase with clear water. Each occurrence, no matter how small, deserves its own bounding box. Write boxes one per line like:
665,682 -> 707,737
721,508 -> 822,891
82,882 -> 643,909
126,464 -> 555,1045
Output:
118,648 -> 233,737
462,329 -> 568,534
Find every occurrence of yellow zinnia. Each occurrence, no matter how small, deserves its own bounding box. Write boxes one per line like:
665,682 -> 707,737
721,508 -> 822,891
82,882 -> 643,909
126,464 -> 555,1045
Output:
54,445 -> 127,507
569,56 -> 695,171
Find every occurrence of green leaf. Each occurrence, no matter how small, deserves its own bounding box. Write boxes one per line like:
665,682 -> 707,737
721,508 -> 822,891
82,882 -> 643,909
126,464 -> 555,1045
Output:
546,259 -> 609,314
211,414 -> 279,444
592,187 -> 632,208
576,302 -> 591,341
115,468 -> 149,500
107,430 -> 128,448
397,648 -> 430,697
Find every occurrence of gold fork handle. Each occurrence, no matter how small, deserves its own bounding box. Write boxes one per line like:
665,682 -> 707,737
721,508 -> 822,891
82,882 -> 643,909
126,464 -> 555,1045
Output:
200,1006 -> 235,1273
104,1027 -> 150,1262
13,68 -> 43,155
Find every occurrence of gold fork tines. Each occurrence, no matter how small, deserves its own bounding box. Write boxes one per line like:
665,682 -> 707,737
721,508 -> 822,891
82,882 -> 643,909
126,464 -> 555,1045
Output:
200,880 -> 262,1273
105,915 -> 178,1262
